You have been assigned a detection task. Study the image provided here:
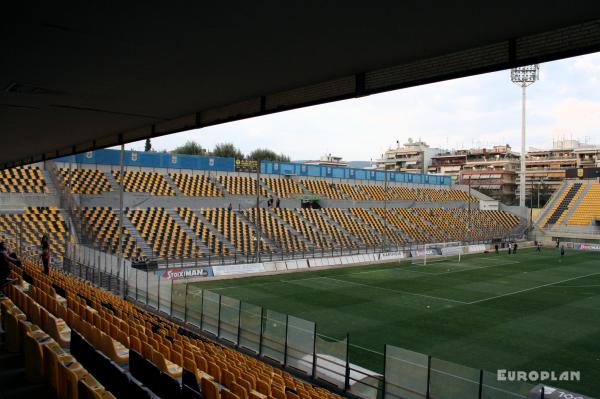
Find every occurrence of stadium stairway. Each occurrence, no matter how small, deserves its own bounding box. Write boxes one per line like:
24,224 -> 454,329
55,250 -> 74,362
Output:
295,208 -> 359,249
194,209 -> 238,255
561,181 -> 591,225
120,210 -> 154,257
103,169 -> 120,192
394,209 -> 434,242
267,208 -> 316,251
535,181 -> 568,226
41,167 -> 58,195
163,172 -> 184,196
295,180 -> 312,196
367,208 -> 412,243
346,208 -> 391,244
321,209 -> 376,247
210,175 -> 228,196
554,183 -> 586,225
166,208 -> 213,255
323,209 -> 371,246
544,182 -> 583,226
240,209 -> 289,254
62,209 -> 80,245
259,180 -> 277,200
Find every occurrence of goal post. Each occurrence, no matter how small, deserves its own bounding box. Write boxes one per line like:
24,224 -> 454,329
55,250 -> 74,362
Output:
411,245 -> 463,265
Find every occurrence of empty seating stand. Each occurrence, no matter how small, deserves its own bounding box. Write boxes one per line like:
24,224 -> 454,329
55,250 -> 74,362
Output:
0,166 -> 48,193
2,277 -> 119,398
567,182 -> 600,225
5,258 -> 343,399
0,207 -> 68,259
112,171 -> 175,196
300,179 -> 344,200
274,208 -> 332,250
170,173 -> 222,197
79,207 -> 142,258
176,208 -> 230,256
127,208 -> 200,258
217,175 -> 268,196
349,208 -> 405,244
262,177 -> 302,198
244,208 -> 307,253
297,208 -> 355,248
202,208 -> 269,256
544,183 -> 583,226
59,168 -> 112,194
322,208 -> 381,246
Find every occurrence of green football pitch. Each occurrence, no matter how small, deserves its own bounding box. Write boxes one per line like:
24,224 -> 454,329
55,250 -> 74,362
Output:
191,247 -> 600,396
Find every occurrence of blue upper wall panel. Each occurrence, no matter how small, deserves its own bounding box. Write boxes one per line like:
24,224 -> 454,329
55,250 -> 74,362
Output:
260,161 -> 451,186
57,149 -> 235,172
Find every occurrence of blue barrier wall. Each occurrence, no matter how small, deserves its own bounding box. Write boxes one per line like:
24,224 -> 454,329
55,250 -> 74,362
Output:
56,149 -> 451,185
260,161 -> 451,186
57,149 -> 235,172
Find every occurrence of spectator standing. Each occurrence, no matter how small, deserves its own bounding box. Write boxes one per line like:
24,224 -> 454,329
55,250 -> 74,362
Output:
494,244 -> 499,254
228,203 -> 233,211
560,245 -> 565,257
513,243 -> 518,254
276,198 -> 280,208
508,243 -> 512,255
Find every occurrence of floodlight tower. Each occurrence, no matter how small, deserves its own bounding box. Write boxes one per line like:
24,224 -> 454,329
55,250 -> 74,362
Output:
511,64 -> 539,209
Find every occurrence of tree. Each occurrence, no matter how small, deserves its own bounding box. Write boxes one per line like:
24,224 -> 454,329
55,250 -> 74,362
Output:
171,141 -> 206,156
247,148 -> 290,162
144,138 -> 152,152
212,143 -> 244,159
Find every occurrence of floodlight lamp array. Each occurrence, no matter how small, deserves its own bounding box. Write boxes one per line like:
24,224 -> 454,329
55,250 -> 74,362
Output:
511,65 -> 539,85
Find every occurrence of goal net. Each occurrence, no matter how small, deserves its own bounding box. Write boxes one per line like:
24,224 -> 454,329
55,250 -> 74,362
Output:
411,245 -> 463,265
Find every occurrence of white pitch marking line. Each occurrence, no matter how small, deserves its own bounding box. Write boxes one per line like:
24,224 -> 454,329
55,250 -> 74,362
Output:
468,271 -> 600,304
397,260 -> 519,275
208,281 -> 284,291
320,276 -> 469,305
208,258 -> 522,291
550,284 -> 600,289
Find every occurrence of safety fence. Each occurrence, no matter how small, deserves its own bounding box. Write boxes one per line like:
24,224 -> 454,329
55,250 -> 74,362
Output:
122,270 -> 542,399
74,229 -> 522,270
48,237 -> 573,399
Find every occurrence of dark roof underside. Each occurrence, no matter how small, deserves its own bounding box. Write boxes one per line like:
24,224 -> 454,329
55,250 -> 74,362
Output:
2,2 -> 600,168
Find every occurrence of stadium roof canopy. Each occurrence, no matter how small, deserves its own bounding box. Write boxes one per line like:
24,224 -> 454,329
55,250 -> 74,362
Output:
2,3 -> 600,169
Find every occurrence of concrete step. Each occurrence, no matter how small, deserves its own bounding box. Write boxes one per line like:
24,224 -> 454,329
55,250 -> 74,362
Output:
394,211 -> 434,242
193,209 -> 237,254
561,181 -> 591,225
366,208 -> 411,243
210,176 -> 228,195
267,208 -> 316,250
237,208 -> 281,252
535,181 -> 568,225
118,210 -> 154,257
318,211 -> 363,246
40,166 -> 58,194
294,209 -> 344,248
165,208 -> 212,256
162,172 -> 184,196
104,168 -> 120,191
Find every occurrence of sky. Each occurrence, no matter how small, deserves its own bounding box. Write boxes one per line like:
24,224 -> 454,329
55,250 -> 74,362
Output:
124,52 -> 600,161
